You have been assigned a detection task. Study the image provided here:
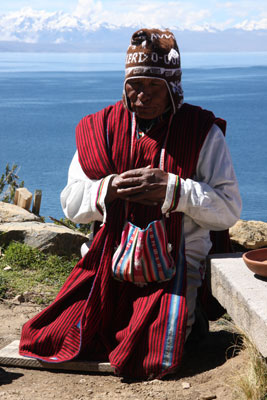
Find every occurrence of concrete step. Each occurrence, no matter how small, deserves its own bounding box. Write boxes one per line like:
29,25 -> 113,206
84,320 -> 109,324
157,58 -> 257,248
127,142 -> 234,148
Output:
208,254 -> 267,358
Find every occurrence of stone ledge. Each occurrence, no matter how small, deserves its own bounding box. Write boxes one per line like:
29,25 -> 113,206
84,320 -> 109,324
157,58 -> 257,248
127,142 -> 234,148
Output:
208,254 -> 267,358
0,201 -> 41,223
0,221 -> 88,257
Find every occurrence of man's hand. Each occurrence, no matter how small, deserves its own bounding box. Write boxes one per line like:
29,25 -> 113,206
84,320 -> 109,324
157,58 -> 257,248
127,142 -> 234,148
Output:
106,167 -> 168,206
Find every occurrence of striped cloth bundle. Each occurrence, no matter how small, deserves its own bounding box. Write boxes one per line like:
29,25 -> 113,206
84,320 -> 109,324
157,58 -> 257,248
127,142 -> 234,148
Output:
112,219 -> 175,284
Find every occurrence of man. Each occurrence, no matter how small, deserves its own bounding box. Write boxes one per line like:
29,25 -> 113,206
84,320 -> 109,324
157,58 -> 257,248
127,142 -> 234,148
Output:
20,28 -> 241,379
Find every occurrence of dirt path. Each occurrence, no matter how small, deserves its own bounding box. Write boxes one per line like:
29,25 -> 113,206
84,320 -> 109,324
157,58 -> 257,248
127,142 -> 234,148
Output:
0,302 -> 247,400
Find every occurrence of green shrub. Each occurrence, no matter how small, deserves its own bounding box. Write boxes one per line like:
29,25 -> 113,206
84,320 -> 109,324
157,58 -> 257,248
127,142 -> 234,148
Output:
3,242 -> 45,270
0,163 -> 24,203
51,217 -> 91,235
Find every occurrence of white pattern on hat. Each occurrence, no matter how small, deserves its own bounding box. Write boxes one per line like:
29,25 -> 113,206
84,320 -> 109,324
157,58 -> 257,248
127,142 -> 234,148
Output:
168,49 -> 179,62
170,81 -> 183,95
142,40 -> 147,48
123,28 -> 184,114
125,66 -> 181,77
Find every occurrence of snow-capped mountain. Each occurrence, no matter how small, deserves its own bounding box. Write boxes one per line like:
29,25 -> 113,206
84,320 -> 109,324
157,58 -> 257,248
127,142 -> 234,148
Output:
0,8 -> 266,52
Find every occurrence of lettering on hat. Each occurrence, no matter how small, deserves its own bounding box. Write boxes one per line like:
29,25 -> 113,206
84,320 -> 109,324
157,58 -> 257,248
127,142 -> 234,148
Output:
124,28 -> 184,113
126,52 -> 149,64
126,52 -> 179,65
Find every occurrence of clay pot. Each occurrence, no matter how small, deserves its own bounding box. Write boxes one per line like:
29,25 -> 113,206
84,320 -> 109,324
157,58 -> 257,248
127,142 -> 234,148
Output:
242,248 -> 267,277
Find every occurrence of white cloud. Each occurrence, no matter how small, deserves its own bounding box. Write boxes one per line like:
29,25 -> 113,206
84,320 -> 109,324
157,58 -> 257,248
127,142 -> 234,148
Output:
70,1 -> 214,30
73,0 -> 102,18
215,0 -> 266,19
69,0 -> 267,31
54,37 -> 65,43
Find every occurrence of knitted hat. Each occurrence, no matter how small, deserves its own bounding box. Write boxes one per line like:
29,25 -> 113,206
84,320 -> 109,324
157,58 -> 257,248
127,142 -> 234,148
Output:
123,28 -> 184,114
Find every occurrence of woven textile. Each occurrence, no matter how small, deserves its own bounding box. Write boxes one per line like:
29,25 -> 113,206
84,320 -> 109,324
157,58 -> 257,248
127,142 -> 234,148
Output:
123,28 -> 184,113
19,101 -> 223,378
112,219 -> 176,285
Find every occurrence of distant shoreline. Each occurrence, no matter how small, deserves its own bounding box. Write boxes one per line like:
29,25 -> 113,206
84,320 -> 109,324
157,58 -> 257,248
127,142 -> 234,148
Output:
1,26 -> 267,53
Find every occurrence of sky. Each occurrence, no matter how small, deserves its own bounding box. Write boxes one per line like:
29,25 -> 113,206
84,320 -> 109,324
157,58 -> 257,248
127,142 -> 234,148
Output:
0,0 -> 266,30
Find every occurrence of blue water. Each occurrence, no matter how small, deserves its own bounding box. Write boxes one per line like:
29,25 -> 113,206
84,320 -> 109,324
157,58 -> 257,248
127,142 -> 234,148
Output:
0,52 -> 266,222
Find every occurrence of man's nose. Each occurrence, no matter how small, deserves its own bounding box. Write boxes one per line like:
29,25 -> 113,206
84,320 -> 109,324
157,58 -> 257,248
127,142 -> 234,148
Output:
137,90 -> 150,102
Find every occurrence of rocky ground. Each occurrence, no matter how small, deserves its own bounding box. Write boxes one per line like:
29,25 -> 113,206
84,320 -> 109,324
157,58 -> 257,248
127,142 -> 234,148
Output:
2,204 -> 262,399
0,301 -> 249,400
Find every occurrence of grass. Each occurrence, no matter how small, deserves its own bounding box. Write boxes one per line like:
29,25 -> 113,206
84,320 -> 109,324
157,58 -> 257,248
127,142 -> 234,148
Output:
0,241 -> 79,304
230,327 -> 267,400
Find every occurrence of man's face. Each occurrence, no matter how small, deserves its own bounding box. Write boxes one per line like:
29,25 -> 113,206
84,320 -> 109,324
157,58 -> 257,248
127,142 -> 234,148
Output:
125,78 -> 170,120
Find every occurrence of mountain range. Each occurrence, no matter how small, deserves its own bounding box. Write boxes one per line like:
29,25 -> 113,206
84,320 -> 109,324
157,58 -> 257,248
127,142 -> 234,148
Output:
0,8 -> 266,52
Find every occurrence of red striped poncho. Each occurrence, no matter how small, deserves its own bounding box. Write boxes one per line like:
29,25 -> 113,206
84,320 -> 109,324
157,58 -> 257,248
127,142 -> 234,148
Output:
19,101 -> 225,379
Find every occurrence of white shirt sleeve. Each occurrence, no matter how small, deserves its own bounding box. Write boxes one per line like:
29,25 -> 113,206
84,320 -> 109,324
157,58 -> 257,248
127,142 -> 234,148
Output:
60,152 -> 114,224
61,123 -> 241,232
162,123 -> 242,230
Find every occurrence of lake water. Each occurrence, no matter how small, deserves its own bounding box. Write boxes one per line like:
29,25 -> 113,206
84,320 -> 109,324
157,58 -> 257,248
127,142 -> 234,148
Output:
0,52 -> 266,222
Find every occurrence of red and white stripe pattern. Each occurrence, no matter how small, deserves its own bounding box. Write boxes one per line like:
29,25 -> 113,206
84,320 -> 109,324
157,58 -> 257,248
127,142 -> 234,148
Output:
112,219 -> 175,284
20,100 -> 222,378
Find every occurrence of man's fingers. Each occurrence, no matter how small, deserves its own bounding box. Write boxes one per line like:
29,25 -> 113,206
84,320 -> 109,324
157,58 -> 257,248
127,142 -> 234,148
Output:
116,178 -> 144,188
112,168 -> 167,203
120,169 -> 143,178
120,167 -> 153,179
117,173 -> 157,188
118,186 -> 163,203
117,185 -> 144,195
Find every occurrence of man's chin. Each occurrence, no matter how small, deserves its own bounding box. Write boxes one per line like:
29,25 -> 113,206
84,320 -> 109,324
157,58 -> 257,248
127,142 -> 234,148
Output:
135,107 -> 159,119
